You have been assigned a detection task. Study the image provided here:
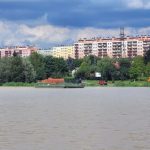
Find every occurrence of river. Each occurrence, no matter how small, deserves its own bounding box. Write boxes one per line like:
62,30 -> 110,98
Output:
0,87 -> 150,150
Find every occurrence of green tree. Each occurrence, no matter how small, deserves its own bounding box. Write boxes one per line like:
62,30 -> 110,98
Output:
75,62 -> 91,79
44,56 -> 57,78
22,59 -> 36,82
0,57 -> 36,83
145,62 -> 150,77
74,58 -> 83,68
0,57 -> 12,83
66,57 -> 75,72
84,55 -> 98,66
53,57 -> 69,77
118,58 -> 131,80
75,55 -> 99,79
29,52 -> 45,80
9,56 -> 25,82
129,56 -> 145,80
144,49 -> 150,64
97,57 -> 115,80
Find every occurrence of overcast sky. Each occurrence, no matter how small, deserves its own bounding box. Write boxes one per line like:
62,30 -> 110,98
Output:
0,0 -> 150,47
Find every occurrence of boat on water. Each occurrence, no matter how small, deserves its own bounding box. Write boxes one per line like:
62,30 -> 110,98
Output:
35,83 -> 85,88
35,78 -> 85,88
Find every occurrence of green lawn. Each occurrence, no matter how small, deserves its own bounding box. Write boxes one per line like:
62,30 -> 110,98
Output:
0,82 -> 35,87
1,80 -> 150,87
83,80 -> 150,87
83,80 -> 100,87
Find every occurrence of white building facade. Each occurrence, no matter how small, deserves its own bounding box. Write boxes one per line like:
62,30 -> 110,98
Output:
37,49 -> 53,56
74,36 -> 150,59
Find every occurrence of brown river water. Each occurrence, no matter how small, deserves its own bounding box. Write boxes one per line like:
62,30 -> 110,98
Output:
0,87 -> 150,150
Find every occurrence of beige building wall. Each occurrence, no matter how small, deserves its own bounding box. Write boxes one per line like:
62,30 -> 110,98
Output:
52,46 -> 74,59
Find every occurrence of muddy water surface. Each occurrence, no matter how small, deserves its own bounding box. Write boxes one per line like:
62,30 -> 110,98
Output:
0,87 -> 150,150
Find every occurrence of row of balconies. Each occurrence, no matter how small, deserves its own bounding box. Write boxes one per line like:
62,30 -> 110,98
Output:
98,49 -> 107,51
113,44 -> 122,46
128,54 -> 137,57
98,44 -> 107,47
113,52 -> 122,54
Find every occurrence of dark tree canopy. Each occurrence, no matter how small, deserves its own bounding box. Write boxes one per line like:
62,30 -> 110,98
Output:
0,56 -> 35,83
144,49 -> 150,64
29,52 -> 46,80
0,53 -> 149,83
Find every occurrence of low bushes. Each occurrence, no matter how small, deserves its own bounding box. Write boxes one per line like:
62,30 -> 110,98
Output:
64,77 -> 76,83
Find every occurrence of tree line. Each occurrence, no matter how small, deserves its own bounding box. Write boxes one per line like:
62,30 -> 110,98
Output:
0,52 -> 82,83
75,50 -> 150,81
0,50 -> 150,83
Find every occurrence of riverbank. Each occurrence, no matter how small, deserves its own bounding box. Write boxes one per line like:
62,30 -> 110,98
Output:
1,80 -> 150,87
84,80 -> 150,87
0,82 -> 35,87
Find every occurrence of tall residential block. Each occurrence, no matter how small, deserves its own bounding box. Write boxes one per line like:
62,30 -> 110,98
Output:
0,46 -> 37,58
74,36 -> 150,59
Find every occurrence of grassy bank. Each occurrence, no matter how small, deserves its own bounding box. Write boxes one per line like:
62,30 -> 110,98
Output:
83,80 -> 100,87
84,80 -> 150,87
0,82 -> 35,87
111,80 -> 150,87
0,80 -> 150,87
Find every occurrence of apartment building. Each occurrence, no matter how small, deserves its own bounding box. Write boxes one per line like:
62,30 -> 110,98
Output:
52,46 -> 74,59
37,48 -> 53,56
0,46 -> 37,58
74,36 -> 150,59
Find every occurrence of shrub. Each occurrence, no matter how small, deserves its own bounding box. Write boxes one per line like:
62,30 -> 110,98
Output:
64,77 -> 76,83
